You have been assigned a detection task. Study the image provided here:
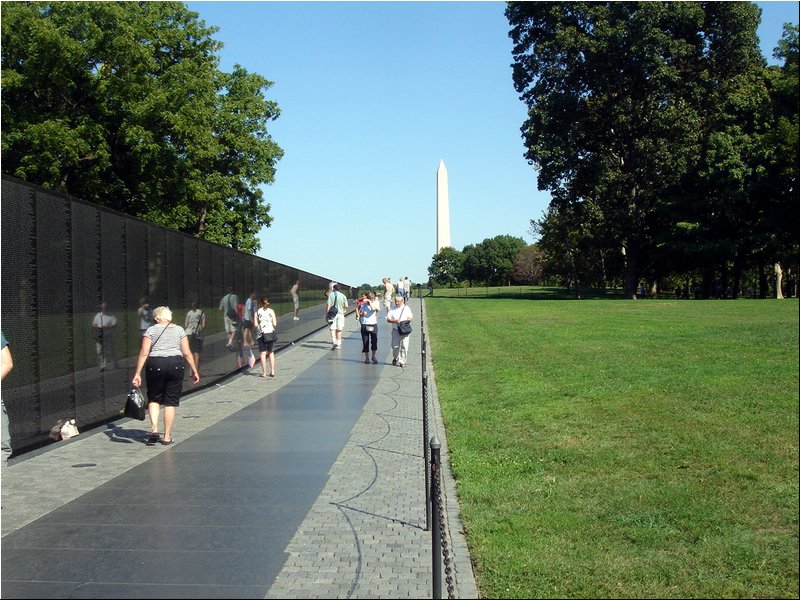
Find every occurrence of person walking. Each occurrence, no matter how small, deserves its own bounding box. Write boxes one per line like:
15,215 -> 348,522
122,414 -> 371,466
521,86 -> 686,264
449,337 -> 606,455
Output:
358,291 -> 380,364
243,291 -> 257,347
184,301 -> 206,376
132,306 -> 199,445
386,294 -> 413,368
219,287 -> 239,350
92,302 -> 119,371
326,284 -> 349,350
256,296 -> 277,378
402,277 -> 411,301
2,330 -> 14,466
382,277 -> 394,312
290,280 -> 301,320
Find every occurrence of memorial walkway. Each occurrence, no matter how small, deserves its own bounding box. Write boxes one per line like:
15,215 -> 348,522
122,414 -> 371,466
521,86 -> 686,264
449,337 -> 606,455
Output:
0,301 -> 478,599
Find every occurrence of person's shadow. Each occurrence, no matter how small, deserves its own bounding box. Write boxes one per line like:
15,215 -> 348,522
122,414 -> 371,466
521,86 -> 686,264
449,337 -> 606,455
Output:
103,422 -> 150,444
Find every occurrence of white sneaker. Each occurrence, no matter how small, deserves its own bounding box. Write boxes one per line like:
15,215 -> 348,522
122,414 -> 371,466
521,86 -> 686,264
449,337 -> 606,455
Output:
293,316 -> 300,320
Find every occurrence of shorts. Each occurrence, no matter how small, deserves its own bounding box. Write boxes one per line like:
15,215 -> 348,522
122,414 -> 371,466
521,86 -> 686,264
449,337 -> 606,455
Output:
223,315 -> 237,333
145,355 -> 185,406
189,335 -> 203,354
329,312 -> 346,331
257,336 -> 275,354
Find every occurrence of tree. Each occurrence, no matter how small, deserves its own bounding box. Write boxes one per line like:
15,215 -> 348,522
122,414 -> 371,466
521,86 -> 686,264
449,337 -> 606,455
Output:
1,1 -> 282,253
480,235 -> 527,286
512,244 -> 545,285
756,23 -> 799,284
428,246 -> 464,288
506,2 -> 766,298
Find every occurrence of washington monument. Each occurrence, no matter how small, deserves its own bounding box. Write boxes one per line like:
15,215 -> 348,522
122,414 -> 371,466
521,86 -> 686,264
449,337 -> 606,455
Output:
436,159 -> 451,251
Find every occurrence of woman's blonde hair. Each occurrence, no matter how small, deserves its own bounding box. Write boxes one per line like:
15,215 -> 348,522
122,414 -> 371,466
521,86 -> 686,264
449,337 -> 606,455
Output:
153,306 -> 172,323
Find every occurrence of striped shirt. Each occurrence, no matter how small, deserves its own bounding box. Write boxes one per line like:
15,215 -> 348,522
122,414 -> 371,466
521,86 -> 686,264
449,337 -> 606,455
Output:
144,324 -> 186,357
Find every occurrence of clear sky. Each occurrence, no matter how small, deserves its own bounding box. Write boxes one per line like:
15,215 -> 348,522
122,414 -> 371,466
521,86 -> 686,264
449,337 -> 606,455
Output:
186,1 -> 798,289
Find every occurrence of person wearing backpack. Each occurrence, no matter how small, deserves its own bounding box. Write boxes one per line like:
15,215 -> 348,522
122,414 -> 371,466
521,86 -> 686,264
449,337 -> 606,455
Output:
326,284 -> 349,350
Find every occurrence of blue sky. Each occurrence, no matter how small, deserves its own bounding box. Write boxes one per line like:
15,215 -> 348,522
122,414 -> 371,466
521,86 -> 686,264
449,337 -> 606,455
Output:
186,1 -> 798,289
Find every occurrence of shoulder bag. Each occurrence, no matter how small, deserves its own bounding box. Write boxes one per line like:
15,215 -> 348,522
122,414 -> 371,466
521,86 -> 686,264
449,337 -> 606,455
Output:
326,291 -> 339,322
397,307 -> 412,336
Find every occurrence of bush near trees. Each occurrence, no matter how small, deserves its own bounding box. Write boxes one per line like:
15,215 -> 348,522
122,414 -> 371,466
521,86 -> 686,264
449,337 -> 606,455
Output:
429,235 -> 535,288
1,1 -> 283,253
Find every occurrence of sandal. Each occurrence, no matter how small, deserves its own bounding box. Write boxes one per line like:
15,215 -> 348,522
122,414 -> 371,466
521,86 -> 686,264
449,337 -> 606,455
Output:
161,438 -> 175,445
147,432 -> 160,443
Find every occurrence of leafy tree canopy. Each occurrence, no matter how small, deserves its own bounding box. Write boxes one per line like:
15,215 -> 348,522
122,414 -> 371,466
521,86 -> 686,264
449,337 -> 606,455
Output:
1,1 -> 283,253
505,0 -> 794,298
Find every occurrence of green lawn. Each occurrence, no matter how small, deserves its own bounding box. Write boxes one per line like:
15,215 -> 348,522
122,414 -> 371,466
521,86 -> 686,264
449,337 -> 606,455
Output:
425,295 -> 799,599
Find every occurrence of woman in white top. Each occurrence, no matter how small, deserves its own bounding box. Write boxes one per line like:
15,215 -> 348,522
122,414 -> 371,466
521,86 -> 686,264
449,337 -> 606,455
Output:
358,291 -> 381,364
386,295 -> 413,367
256,296 -> 278,378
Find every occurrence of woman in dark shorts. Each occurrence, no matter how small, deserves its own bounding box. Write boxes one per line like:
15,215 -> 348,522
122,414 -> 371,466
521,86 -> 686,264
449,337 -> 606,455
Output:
256,296 -> 277,378
132,306 -> 200,445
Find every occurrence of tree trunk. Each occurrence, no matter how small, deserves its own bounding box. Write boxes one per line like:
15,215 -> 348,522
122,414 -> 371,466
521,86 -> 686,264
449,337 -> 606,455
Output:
702,267 -> 714,299
720,263 -> 729,299
732,254 -> 742,299
624,247 -> 638,299
197,205 -> 208,236
758,261 -> 768,299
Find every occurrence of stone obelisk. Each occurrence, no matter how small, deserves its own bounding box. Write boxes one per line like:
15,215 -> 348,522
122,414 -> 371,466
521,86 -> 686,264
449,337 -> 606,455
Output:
436,160 -> 451,251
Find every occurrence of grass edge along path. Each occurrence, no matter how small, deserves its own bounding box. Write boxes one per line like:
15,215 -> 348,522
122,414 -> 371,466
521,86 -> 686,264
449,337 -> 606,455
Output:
425,296 -> 799,599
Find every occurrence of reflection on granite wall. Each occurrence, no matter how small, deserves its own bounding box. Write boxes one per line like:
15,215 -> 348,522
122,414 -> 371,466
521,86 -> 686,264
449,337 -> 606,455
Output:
1,175 -> 352,455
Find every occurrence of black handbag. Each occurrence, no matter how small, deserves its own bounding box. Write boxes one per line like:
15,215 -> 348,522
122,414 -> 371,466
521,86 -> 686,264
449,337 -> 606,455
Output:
397,306 -> 412,335
124,387 -> 147,421
261,329 -> 277,343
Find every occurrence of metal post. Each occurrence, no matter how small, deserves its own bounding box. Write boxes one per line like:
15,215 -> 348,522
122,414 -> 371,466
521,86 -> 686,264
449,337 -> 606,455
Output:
430,436 -> 442,599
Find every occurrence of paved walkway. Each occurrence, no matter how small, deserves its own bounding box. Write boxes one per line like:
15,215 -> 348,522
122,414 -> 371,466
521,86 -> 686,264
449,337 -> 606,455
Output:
1,301 -> 478,599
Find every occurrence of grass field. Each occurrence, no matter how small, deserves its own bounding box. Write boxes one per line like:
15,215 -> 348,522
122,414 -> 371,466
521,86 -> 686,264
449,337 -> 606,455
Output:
425,293 -> 799,598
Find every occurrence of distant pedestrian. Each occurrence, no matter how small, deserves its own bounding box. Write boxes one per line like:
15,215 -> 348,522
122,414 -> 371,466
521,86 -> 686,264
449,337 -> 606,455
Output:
291,280 -> 301,320
327,284 -> 349,350
358,291 -> 380,364
402,277 -> 411,301
132,306 -> 199,445
382,277 -> 394,311
386,295 -> 413,368
256,296 -> 277,378
244,291 -> 257,347
184,301 -> 206,376
219,287 -> 239,350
